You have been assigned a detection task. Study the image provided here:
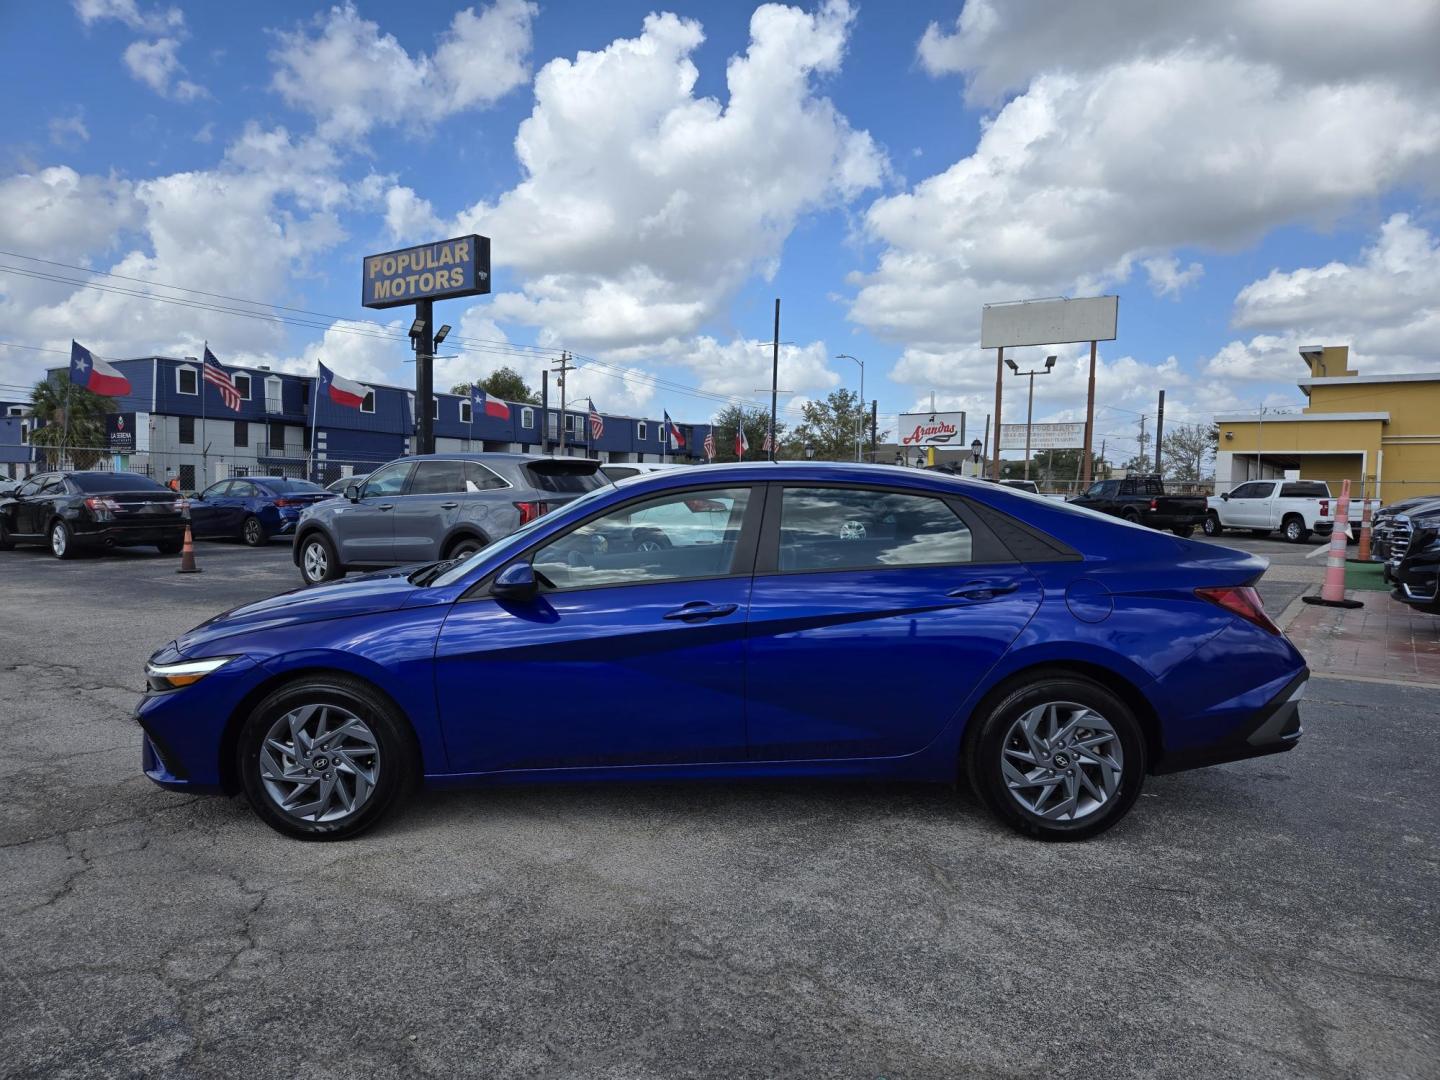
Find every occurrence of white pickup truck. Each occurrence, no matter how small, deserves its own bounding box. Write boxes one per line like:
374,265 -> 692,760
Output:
1203,479 -> 1381,543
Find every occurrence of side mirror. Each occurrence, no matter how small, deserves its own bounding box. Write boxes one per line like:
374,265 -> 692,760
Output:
345,483 -> 360,502
1220,491 -> 1230,500
491,560 -> 538,600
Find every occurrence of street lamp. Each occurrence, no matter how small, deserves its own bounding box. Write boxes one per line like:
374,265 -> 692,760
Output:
803,443 -> 816,460
835,353 -> 865,462
1005,354 -> 1056,481
433,324 -> 451,346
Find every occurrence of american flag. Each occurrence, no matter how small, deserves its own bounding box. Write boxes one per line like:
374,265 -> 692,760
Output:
587,398 -> 604,440
762,427 -> 774,453
703,430 -> 715,461
203,346 -> 242,411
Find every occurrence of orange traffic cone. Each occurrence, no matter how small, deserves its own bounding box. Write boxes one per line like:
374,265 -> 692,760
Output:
1348,494 -> 1374,563
1303,478 -> 1360,609
177,523 -> 202,574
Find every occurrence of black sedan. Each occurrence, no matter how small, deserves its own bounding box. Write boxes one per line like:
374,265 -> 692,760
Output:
0,471 -> 187,559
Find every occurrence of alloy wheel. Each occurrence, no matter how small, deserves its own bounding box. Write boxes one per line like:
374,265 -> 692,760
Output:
244,518 -> 263,545
303,540 -> 329,582
1000,701 -> 1124,821
50,523 -> 67,557
258,703 -> 380,823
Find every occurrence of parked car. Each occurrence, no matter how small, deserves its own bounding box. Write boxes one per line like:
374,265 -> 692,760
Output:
326,472 -> 369,494
1204,479 -> 1381,544
0,471 -> 187,558
188,476 -> 334,546
1069,475 -> 1207,536
292,453 -> 606,585
601,461 -> 690,482
1385,501 -> 1440,613
138,462 -> 1306,841
1370,495 -> 1440,562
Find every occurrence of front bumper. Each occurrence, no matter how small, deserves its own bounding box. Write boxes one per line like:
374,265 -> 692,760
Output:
1390,551 -> 1440,607
135,653 -> 262,792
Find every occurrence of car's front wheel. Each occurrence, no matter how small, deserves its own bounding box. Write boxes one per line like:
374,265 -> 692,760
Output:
1202,512 -> 1223,537
965,674 -> 1146,841
237,675 -> 416,840
298,533 -> 342,585
1282,516 -> 1310,544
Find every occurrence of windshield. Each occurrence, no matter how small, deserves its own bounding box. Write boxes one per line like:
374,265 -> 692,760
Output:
430,482 -> 617,587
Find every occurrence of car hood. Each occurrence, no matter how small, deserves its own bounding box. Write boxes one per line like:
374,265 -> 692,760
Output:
175,565 -> 427,654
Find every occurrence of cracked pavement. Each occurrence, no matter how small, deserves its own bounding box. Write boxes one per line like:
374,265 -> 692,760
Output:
1,540 -> 1437,1078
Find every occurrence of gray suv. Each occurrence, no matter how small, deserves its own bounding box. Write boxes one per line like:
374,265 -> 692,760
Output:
292,453 -> 604,585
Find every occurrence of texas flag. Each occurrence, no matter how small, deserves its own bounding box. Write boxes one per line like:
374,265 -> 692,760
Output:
69,340 -> 131,397
735,427 -> 749,457
664,411 -> 685,450
318,360 -> 369,409
472,385 -> 510,420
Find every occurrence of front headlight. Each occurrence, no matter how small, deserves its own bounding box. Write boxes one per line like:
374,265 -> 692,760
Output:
145,656 -> 238,691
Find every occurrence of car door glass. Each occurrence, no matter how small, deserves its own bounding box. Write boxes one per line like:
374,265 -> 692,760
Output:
1083,482 -> 1106,498
39,477 -> 66,496
202,481 -> 230,500
409,461 -> 466,495
533,487 -> 751,590
463,461 -> 507,492
779,487 -> 972,571
1229,483 -> 1262,499
361,462 -> 411,499
17,477 -> 44,498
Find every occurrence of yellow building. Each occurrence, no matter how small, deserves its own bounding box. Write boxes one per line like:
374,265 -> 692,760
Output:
1214,345 -> 1440,505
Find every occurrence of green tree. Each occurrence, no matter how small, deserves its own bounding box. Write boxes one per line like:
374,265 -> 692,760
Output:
709,404 -> 784,461
449,365 -> 541,404
782,388 -> 885,461
1160,422 -> 1215,482
28,374 -> 115,468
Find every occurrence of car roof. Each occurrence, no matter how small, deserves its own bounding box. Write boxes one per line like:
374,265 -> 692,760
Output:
610,460 -> 994,491
390,452 -> 595,464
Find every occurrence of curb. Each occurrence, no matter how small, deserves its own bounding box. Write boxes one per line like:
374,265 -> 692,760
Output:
1308,670 -> 1440,691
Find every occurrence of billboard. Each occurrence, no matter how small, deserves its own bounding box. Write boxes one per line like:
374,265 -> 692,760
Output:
999,422 -> 1085,450
898,412 -> 966,447
105,412 -> 147,452
981,296 -> 1118,349
362,235 -> 491,309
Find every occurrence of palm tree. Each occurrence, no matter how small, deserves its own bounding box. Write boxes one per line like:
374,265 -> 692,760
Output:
27,374 -> 115,469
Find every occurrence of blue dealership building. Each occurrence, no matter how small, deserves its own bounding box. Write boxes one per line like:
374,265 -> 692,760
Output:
21,356 -> 714,488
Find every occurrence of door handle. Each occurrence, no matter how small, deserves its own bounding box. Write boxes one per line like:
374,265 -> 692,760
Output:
663,601 -> 739,622
439,501 -> 460,509
948,580 -> 1021,601
377,503 -> 394,511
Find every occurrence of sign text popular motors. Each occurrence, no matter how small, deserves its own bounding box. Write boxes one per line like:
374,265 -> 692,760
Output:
362,235 -> 491,309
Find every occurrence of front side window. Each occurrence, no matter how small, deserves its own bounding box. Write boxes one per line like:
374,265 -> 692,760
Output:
533,487 -> 752,591
177,367 -> 198,395
778,487 -> 973,572
408,460 -> 466,495
361,461 -> 411,498
201,481 -> 230,499
1229,482 -> 1265,499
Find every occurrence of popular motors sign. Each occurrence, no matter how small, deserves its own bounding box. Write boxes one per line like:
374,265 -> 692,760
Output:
899,412 -> 965,447
362,235 -> 491,309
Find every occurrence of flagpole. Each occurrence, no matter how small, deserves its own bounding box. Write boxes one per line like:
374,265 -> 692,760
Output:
309,362 -> 321,482
200,342 -> 207,487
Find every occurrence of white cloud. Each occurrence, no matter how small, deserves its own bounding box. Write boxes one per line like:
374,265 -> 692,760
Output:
1143,256 -> 1204,299
0,166 -> 139,261
270,0 -> 536,138
671,336 -> 840,401
123,37 -> 206,100
443,1 -> 884,352
73,0 -> 182,34
48,112 -> 90,146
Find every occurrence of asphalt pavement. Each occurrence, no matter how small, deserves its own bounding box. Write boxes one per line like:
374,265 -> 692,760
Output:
1,536 -> 1436,1079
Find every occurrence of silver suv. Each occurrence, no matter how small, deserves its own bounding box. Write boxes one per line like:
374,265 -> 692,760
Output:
292,453 -> 604,585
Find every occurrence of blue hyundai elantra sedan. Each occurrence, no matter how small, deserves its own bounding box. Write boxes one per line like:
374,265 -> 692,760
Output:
136,463 -> 1307,841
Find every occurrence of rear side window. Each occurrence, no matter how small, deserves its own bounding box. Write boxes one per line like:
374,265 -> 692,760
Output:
463,461 -> 508,491
408,460 -> 467,496
1281,482 -> 1329,498
70,472 -> 167,493
524,463 -> 606,494
778,487 -> 973,572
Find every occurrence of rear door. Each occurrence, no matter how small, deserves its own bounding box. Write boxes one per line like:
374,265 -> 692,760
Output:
744,484 -> 1041,761
334,460 -> 412,564
391,459 -> 467,563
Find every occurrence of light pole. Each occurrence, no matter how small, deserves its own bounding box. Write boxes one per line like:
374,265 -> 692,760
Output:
1004,354 -> 1055,482
835,353 -> 864,462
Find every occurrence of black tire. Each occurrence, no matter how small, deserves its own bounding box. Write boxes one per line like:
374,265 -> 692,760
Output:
1282,516 -> 1310,544
443,534 -> 485,560
1120,509 -> 1140,524
241,515 -> 267,547
156,536 -> 183,555
0,516 -> 12,551
1202,512 -> 1223,537
1172,525 -> 1195,538
49,519 -> 76,560
237,674 -> 417,841
297,532 -> 343,585
965,674 -> 1147,841
633,528 -> 672,552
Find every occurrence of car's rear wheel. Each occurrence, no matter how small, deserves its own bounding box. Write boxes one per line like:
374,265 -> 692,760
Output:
49,520 -> 76,560
1121,509 -> 1140,524
0,517 -> 12,550
237,675 -> 415,840
966,675 -> 1146,841
298,533 -> 342,585
241,515 -> 266,547
156,536 -> 182,555
1203,512 -> 1222,537
443,534 -> 484,560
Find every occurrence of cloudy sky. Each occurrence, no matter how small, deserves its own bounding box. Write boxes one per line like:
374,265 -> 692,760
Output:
2,0 -> 1437,460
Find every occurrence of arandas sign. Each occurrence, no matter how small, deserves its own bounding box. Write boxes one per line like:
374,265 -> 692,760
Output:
361,235 -> 491,309
899,412 -> 965,446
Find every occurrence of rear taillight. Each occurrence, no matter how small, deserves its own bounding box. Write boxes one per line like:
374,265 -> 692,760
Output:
514,500 -> 551,525
273,498 -> 299,507
1149,498 -> 1158,510
1319,499 -> 1329,517
83,496 -> 121,514
1195,586 -> 1281,635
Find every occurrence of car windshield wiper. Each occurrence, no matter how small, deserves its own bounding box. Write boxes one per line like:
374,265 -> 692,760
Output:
407,559 -> 460,586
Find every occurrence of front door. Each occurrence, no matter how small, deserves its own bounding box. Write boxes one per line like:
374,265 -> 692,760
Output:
12,475 -> 49,535
334,460 -> 411,564
434,484 -> 761,773
744,484 -> 1042,761
190,480 -> 236,537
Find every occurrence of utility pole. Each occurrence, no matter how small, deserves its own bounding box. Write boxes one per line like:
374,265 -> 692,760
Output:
870,399 -> 878,461
415,298 -> 435,455
769,299 -> 780,463
551,352 -> 572,457
1136,415 -> 1151,473
1154,389 -> 1166,478
991,348 -> 1004,479
540,369 -> 549,455
1081,339 -> 1098,484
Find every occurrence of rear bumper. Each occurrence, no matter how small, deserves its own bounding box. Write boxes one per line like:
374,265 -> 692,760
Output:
1152,668 -> 1307,773
75,523 -> 185,547
1143,509 -> 1206,528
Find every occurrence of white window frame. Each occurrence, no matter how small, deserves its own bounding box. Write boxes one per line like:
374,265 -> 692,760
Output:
636,421 -> 648,441
361,390 -> 376,414
176,365 -> 199,396
432,399 -> 440,421
232,372 -> 252,401
460,399 -> 473,424
521,406 -> 534,429
264,375 -> 283,415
